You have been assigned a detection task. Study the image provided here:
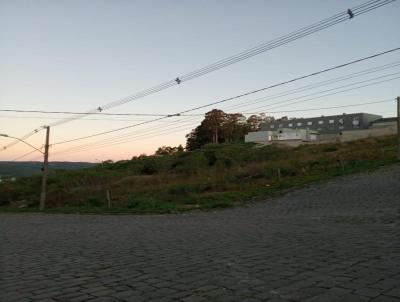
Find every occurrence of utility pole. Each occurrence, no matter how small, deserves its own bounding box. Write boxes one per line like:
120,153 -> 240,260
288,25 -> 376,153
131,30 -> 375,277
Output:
397,96 -> 400,160
39,126 -> 50,210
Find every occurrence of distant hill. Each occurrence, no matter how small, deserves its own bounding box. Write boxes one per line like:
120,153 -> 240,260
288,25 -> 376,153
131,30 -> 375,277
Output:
0,161 -> 96,178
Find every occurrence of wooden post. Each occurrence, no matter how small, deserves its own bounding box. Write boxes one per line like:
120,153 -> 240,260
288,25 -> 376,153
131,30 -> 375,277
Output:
277,168 -> 281,182
397,96 -> 400,160
39,126 -> 50,210
106,190 -> 111,209
339,157 -> 345,174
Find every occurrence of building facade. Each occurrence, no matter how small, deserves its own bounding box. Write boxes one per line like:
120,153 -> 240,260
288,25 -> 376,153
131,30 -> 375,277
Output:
244,131 -> 273,143
244,128 -> 318,143
259,113 -> 382,134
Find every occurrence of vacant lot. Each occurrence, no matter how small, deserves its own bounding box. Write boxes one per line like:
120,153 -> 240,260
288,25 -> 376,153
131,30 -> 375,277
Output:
1,165 -> 399,302
1,136 -> 398,213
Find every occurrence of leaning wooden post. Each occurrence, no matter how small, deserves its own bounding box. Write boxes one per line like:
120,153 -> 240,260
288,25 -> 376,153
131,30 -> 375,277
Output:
106,190 -> 111,209
39,126 -> 50,210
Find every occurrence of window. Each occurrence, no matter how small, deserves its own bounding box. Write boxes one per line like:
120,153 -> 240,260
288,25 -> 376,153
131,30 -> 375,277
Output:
288,123 -> 293,127
297,122 -> 302,126
307,121 -> 313,126
318,120 -> 324,125
278,124 -> 283,128
338,118 -> 344,125
270,125 -> 275,129
352,117 -> 360,126
329,119 -> 335,124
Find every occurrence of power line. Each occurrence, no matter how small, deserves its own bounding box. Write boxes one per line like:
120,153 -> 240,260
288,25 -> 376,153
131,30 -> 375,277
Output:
24,64 -> 400,160
220,61 -> 400,112
1,127 -> 45,152
3,60 -> 399,119
251,74 -> 400,112
0,115 -> 200,122
0,110 -> 199,117
5,0 -> 395,142
178,48 -> 400,115
49,1 -> 397,127
50,48 -> 400,146
225,71 -> 400,114
50,74 -> 399,156
48,97 -> 397,158
5,59 -> 398,156
52,66 -> 400,154
11,149 -> 41,162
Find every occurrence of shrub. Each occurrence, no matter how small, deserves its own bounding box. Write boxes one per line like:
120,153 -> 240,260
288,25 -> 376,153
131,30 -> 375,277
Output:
127,195 -> 175,212
322,146 -> 339,152
84,197 -> 104,207
168,183 -> 212,195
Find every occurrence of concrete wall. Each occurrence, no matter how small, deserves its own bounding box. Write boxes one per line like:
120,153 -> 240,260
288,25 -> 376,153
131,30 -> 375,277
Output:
339,126 -> 397,142
370,121 -> 397,129
248,123 -> 397,146
245,131 -> 273,143
269,126 -> 397,147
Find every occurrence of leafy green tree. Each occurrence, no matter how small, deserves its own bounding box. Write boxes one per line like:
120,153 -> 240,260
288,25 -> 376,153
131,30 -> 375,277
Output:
155,145 -> 184,156
186,109 -> 250,150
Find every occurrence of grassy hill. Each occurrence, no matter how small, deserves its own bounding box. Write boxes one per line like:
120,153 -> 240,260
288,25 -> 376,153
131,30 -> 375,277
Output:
0,135 -> 398,213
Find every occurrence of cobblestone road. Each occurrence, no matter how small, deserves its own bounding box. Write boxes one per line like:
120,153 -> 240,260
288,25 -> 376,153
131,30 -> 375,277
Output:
1,165 -> 400,302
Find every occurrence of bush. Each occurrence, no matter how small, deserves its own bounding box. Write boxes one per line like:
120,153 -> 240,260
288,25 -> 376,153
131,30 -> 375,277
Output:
322,146 -> 339,152
127,196 -> 175,212
168,183 -> 212,195
84,197 -> 104,207
138,158 -> 159,175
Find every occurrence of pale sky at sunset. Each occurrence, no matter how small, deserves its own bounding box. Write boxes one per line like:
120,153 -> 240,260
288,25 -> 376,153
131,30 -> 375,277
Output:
1,0 -> 399,162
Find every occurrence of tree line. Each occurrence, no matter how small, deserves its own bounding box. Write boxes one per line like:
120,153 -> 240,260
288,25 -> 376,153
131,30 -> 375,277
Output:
185,109 -> 274,151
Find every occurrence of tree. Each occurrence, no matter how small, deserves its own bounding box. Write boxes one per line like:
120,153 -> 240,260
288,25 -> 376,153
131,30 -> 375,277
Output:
202,109 -> 227,144
246,114 -> 275,131
154,145 -> 184,156
185,109 -> 249,150
246,115 -> 261,131
223,113 -> 247,143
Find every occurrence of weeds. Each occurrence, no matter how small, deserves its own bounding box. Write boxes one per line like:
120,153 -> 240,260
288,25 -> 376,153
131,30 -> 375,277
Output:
0,135 -> 398,214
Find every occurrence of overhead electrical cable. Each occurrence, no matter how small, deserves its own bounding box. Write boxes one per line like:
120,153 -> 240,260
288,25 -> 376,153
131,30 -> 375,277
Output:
0,110 -> 198,117
220,61 -> 400,112
11,149 -> 42,162
48,97 -> 396,157
247,73 -> 400,113
220,70 -> 400,114
2,0 -> 396,152
50,48 -> 400,146
3,59 -> 399,119
5,59 -> 400,157
50,75 -> 399,155
0,115 -> 196,122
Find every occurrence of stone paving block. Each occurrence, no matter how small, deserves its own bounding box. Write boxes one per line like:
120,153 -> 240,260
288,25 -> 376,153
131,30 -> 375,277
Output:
372,295 -> 400,302
355,287 -> 384,298
1,166 -> 399,302
385,288 -> 400,298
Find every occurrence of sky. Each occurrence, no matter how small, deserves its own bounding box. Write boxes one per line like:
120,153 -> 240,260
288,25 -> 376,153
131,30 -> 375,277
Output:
0,0 -> 399,162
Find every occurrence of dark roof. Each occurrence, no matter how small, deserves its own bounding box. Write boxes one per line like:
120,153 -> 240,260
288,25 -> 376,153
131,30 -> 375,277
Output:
272,112 -> 381,122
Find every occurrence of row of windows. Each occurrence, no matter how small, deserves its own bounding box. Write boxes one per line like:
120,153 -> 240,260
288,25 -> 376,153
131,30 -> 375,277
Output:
268,118 -> 358,129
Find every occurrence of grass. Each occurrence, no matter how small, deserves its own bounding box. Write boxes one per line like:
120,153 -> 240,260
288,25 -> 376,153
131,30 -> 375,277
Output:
0,135 -> 398,214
